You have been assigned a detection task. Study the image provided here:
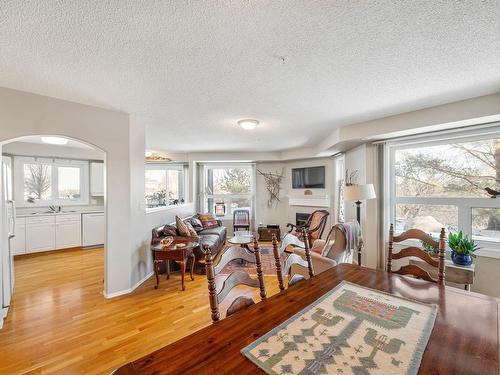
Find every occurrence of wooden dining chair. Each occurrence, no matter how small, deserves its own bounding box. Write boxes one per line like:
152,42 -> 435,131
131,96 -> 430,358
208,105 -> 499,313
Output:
272,229 -> 314,291
203,240 -> 266,322
233,209 -> 250,232
387,224 -> 446,285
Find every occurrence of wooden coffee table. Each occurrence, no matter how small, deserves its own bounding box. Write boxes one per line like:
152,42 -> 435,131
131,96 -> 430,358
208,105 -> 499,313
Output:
151,241 -> 198,291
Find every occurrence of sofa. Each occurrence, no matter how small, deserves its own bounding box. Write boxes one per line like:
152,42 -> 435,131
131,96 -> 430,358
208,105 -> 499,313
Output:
152,214 -> 227,273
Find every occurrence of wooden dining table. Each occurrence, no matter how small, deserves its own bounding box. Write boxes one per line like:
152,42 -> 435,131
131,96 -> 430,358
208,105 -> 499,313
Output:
114,263 -> 499,375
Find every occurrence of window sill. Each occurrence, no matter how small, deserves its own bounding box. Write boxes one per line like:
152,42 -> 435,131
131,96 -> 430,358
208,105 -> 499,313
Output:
393,239 -> 500,259
146,203 -> 192,214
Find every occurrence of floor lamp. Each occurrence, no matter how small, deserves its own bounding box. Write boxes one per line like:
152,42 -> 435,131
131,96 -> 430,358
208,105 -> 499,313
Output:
345,184 -> 376,225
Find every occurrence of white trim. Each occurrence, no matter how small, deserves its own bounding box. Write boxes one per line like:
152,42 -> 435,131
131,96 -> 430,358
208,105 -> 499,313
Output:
377,121 -> 500,146
0,307 -> 8,329
288,197 -> 330,207
386,125 -> 500,249
393,239 -> 500,259
103,271 -> 154,299
14,156 -> 90,207
146,202 -> 192,214
476,248 -> 500,260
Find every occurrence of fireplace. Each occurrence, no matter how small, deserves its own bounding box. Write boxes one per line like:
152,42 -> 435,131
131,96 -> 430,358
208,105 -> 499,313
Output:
296,213 -> 310,227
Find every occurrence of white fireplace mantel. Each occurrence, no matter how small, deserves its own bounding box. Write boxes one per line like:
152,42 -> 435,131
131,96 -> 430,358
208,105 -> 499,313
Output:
288,196 -> 330,207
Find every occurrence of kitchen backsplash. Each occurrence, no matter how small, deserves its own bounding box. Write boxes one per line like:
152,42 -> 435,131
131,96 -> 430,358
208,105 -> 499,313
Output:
16,196 -> 105,216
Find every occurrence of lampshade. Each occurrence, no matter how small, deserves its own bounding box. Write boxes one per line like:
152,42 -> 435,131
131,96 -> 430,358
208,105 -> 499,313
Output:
345,184 -> 376,202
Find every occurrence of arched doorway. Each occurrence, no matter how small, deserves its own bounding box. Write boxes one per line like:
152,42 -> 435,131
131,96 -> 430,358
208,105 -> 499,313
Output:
1,134 -> 107,323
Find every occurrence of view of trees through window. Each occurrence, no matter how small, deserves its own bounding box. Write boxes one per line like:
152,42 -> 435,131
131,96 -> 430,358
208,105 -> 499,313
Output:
205,166 -> 253,215
145,168 -> 183,208
394,137 -> 500,242
24,163 -> 52,202
19,159 -> 87,205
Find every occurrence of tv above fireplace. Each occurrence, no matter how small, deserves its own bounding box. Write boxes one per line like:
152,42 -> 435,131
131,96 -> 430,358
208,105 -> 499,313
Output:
292,166 -> 325,189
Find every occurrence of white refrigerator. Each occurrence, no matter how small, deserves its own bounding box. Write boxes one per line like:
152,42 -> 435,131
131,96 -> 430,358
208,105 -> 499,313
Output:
1,156 -> 15,326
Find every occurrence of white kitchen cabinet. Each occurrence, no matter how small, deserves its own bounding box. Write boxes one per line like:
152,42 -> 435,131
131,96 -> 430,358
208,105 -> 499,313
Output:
82,213 -> 105,247
55,214 -> 81,249
26,216 -> 56,253
11,217 -> 26,255
90,162 -> 104,196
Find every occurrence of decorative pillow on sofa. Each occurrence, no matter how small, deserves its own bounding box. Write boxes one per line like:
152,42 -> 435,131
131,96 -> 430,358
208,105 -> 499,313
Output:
185,222 -> 199,238
185,217 -> 203,232
197,213 -> 219,229
176,216 -> 191,237
162,224 -> 178,237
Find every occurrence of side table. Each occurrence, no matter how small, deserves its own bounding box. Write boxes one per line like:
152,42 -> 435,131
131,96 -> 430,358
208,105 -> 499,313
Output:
258,226 -> 281,242
151,241 -> 198,291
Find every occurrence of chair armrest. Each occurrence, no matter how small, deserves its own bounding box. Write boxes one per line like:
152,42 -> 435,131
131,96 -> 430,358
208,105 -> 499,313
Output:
312,239 -> 326,249
292,247 -> 337,275
217,219 -> 223,226
286,223 -> 302,233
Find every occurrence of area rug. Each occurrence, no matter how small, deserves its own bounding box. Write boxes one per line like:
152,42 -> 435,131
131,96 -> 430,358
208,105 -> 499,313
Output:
242,281 -> 437,375
219,245 -> 285,276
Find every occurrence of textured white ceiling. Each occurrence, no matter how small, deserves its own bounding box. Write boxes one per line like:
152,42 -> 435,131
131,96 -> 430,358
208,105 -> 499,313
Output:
1,1 -> 500,152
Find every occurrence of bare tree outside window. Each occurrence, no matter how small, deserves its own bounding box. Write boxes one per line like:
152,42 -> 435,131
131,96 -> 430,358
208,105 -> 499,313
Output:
394,138 -> 500,239
24,164 -> 52,202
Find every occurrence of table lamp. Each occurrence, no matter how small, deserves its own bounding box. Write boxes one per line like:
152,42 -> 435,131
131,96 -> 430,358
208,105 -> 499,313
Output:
345,184 -> 376,225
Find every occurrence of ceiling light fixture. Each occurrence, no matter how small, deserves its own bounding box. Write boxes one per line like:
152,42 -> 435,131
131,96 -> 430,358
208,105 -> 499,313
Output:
41,136 -> 68,145
237,119 -> 259,130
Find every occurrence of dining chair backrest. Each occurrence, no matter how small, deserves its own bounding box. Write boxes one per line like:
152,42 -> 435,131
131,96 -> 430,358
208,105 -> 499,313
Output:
204,240 -> 266,322
233,209 -> 250,232
387,224 -> 446,285
272,229 -> 314,291
286,209 -> 329,242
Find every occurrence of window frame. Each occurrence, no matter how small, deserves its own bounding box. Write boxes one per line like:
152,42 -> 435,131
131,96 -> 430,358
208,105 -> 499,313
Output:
14,156 -> 89,207
386,125 -> 500,251
201,163 -> 255,220
144,163 -> 188,210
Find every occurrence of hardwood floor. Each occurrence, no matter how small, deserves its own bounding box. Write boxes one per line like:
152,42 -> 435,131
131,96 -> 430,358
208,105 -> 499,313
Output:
0,248 -> 280,375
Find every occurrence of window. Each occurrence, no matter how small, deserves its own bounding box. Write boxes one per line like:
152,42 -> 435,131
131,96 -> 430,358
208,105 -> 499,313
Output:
145,164 -> 186,209
201,164 -> 254,218
387,127 -> 500,248
15,157 -> 89,206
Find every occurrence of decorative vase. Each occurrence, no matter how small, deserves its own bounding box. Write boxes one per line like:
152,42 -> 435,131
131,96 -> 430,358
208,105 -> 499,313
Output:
451,251 -> 473,266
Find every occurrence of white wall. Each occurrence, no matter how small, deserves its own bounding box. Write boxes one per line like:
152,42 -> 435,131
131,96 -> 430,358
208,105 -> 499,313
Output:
255,157 -> 334,237
0,87 -> 140,296
344,144 -> 379,269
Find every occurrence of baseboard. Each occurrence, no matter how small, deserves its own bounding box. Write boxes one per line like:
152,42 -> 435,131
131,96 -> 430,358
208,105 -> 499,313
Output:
103,271 -> 154,299
0,306 -> 9,329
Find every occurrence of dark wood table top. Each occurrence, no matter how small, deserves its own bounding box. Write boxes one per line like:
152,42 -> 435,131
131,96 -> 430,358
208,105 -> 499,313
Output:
114,263 -> 499,375
151,241 -> 200,252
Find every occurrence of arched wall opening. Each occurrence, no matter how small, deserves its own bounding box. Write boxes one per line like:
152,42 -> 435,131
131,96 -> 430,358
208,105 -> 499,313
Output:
0,86 -> 149,300
1,134 -> 108,299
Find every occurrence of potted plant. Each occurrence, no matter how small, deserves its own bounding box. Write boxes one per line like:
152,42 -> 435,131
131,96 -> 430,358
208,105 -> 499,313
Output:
448,231 -> 479,266
420,234 -> 439,255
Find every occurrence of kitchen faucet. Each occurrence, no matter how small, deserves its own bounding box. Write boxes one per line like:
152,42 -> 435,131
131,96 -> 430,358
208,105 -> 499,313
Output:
48,205 -> 62,213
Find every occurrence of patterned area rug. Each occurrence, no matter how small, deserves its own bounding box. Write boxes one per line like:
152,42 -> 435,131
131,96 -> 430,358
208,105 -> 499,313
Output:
219,245 -> 285,276
242,281 -> 437,375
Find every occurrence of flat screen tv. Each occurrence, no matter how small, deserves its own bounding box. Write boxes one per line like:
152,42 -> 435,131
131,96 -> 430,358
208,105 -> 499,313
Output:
292,166 -> 325,189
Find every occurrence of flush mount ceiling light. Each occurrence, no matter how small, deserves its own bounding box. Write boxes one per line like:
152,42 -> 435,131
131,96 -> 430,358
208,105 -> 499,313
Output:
237,119 -> 259,130
41,136 -> 68,145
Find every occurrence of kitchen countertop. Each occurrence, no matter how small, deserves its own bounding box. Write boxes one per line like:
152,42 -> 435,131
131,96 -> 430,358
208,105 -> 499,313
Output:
16,210 -> 104,218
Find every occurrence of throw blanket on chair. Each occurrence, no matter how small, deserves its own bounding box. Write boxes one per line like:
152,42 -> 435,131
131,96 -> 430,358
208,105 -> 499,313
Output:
321,221 -> 362,263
